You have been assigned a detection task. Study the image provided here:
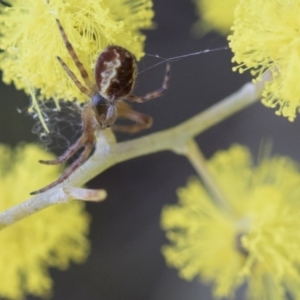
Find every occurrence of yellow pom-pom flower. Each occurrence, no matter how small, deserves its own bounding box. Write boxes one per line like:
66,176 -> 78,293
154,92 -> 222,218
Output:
0,0 -> 153,105
192,0 -> 238,36
229,0 -> 300,121
161,145 -> 300,300
0,144 -> 90,299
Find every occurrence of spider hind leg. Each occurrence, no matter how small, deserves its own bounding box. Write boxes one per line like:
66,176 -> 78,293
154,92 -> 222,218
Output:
56,56 -> 93,97
126,60 -> 171,103
55,19 -> 94,89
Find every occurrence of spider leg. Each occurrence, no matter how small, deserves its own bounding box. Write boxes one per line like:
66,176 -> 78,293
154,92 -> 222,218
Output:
113,102 -> 153,134
30,141 -> 94,195
40,104 -> 95,166
31,105 -> 96,195
39,134 -> 87,165
126,61 -> 170,103
57,56 -> 93,97
56,19 -> 94,89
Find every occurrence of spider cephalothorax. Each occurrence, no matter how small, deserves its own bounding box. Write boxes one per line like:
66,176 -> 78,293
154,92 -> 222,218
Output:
30,19 -> 170,195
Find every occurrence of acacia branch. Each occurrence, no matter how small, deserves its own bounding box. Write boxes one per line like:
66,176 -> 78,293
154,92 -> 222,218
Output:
0,76 -> 268,229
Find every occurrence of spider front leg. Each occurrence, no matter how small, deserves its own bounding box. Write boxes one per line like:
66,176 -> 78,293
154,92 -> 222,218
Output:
113,102 -> 153,134
127,60 -> 171,103
39,134 -> 87,165
30,141 -> 94,195
30,105 -> 95,195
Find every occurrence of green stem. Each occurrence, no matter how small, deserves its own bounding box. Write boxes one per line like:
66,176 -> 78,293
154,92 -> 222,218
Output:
182,139 -> 233,214
0,75 -> 269,228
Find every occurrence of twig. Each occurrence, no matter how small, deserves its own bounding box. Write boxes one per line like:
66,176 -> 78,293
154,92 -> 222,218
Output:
0,75 -> 269,229
0,187 -> 106,230
179,139 -> 233,214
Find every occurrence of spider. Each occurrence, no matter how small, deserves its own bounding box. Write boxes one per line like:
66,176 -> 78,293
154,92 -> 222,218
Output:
30,19 -> 170,195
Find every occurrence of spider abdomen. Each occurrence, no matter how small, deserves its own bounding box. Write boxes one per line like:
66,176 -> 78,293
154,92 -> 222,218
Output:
94,46 -> 137,102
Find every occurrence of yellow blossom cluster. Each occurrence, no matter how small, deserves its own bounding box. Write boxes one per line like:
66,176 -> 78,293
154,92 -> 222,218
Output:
0,144 -> 90,299
162,145 -> 300,300
0,0 -> 154,105
192,0 -> 238,36
229,0 -> 300,121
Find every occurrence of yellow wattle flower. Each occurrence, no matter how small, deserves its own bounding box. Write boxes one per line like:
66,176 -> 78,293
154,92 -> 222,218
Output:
229,0 -> 300,121
0,144 -> 90,299
161,145 -> 300,300
0,0 -> 154,105
192,0 -> 238,36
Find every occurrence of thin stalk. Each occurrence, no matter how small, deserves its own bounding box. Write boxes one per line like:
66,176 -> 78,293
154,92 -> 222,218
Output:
182,139 -> 233,214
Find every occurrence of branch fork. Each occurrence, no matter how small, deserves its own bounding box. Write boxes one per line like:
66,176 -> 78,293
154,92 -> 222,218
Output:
0,74 -> 270,230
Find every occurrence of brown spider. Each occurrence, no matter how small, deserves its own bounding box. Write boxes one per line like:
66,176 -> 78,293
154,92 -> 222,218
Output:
30,19 -> 170,195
